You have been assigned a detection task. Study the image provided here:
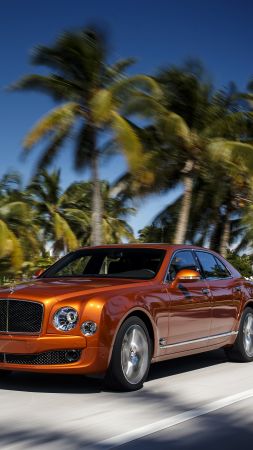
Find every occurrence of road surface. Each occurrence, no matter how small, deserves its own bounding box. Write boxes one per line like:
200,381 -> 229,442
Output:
0,349 -> 253,449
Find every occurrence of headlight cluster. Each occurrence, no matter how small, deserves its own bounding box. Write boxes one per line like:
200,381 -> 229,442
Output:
53,307 -> 97,336
53,307 -> 78,331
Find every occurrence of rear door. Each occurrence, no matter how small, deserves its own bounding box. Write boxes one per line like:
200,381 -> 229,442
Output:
165,250 -> 212,353
194,251 -> 238,344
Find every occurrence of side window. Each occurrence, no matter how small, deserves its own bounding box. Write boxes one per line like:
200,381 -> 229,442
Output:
167,250 -> 199,281
214,257 -> 231,278
196,251 -> 230,279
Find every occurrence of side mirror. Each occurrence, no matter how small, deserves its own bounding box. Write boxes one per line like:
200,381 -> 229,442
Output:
33,268 -> 45,278
171,269 -> 201,288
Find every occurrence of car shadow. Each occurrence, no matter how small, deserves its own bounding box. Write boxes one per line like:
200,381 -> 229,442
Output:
0,349 -> 228,395
147,348 -> 228,382
0,371 -> 104,394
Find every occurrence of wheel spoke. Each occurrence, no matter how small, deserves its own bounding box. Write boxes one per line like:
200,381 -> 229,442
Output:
243,313 -> 253,357
125,361 -> 134,378
121,324 -> 149,385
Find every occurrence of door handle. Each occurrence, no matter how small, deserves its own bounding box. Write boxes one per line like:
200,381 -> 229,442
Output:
234,286 -> 242,292
202,288 -> 210,295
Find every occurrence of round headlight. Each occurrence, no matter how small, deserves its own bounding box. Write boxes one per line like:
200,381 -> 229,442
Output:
53,307 -> 78,331
81,321 -> 97,336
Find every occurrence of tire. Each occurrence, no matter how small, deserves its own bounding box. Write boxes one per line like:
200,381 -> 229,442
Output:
105,316 -> 152,391
225,307 -> 253,362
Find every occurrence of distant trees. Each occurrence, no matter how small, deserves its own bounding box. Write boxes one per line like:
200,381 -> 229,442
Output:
0,170 -> 135,281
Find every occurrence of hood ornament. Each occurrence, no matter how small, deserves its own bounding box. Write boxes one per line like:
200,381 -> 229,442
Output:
9,282 -> 16,295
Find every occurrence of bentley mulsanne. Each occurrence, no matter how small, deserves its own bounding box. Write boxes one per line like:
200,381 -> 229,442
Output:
0,244 -> 252,391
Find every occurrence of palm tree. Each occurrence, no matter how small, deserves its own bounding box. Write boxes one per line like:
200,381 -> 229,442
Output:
11,27 -> 161,245
0,173 -> 40,271
27,170 -> 80,255
154,64 -> 253,249
62,180 -> 135,244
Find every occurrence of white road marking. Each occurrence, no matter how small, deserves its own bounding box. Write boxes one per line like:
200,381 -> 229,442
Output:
94,389 -> 253,449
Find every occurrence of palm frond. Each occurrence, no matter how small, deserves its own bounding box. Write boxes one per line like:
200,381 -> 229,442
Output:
105,58 -> 136,80
35,125 -> 72,171
111,112 -> 142,171
9,74 -> 80,101
90,89 -> 112,124
208,140 -> 253,171
111,75 -> 162,100
159,112 -> 191,144
53,212 -> 78,251
23,102 -> 77,151
0,220 -> 23,269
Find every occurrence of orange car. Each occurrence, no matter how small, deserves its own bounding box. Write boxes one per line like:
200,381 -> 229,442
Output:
0,244 -> 252,391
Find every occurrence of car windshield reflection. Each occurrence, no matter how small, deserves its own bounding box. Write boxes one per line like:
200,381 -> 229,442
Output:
42,248 -> 166,280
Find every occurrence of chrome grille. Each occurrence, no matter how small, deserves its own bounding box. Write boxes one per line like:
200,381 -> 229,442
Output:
0,299 -> 43,333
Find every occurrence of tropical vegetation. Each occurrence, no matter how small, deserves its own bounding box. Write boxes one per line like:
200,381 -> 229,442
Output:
1,26 -> 253,281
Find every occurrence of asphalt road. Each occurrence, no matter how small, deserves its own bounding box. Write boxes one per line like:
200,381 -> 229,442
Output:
0,349 -> 253,449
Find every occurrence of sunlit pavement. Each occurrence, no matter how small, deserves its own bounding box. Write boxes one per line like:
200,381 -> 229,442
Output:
0,350 -> 253,449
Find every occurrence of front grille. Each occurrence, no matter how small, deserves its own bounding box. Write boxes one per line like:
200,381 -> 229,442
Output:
0,350 -> 81,365
0,299 -> 43,333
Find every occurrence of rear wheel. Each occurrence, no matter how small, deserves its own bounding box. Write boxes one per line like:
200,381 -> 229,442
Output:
105,316 -> 151,391
225,307 -> 253,362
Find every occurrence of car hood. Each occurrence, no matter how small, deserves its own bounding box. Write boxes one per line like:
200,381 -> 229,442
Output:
0,277 -> 146,303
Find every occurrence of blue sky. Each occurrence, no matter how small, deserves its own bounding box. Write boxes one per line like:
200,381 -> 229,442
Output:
0,0 -> 252,235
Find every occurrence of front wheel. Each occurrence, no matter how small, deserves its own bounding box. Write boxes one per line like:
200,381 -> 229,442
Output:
225,307 -> 253,362
105,316 -> 152,391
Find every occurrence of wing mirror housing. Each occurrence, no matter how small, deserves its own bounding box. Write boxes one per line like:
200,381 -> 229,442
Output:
171,269 -> 201,288
33,268 -> 45,278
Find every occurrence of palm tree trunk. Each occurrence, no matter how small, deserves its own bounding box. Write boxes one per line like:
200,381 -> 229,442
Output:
173,160 -> 194,244
210,217 -> 223,252
91,150 -> 102,246
219,216 -> 230,257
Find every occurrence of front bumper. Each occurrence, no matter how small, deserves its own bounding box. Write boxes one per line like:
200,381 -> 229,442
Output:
0,334 -> 108,374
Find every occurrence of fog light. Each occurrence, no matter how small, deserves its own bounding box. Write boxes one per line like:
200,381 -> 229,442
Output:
81,321 -> 97,336
65,350 -> 80,363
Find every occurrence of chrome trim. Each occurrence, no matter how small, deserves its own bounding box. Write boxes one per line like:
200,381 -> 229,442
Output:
159,331 -> 238,349
0,298 -> 44,335
163,248 -> 233,284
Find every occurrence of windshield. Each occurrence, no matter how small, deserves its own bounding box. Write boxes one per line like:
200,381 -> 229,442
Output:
42,248 -> 166,280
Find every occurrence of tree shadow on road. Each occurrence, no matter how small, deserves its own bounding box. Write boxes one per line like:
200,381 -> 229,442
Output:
0,399 -> 252,450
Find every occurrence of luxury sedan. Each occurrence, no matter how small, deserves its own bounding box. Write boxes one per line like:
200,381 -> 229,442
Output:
0,244 -> 252,391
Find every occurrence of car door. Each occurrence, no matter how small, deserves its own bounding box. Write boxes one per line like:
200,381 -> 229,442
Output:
194,250 -> 238,344
164,250 -> 212,353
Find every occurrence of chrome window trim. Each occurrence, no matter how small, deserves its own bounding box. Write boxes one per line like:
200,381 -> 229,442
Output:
163,248 -> 234,284
159,330 -> 238,349
0,298 -> 44,335
163,248 -> 201,284
193,249 -> 233,281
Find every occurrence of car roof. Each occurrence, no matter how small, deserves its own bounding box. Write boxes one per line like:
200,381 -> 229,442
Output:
78,244 -> 209,251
